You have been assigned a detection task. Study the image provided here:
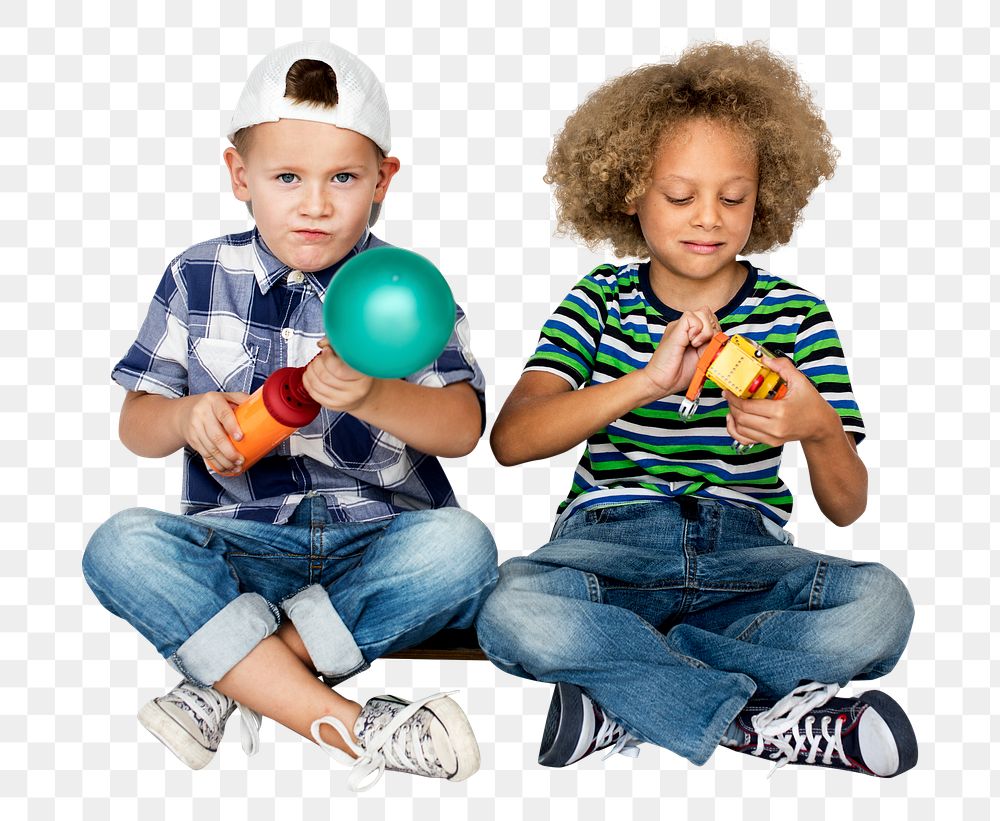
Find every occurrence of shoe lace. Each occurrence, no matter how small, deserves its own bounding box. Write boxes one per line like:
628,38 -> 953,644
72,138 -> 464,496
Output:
166,683 -> 261,756
595,716 -> 642,761
237,704 -> 262,756
310,692 -> 450,792
164,683 -> 232,749
750,681 -> 844,777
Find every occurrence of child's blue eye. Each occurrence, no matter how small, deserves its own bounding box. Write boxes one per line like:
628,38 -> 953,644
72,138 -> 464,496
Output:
278,173 -> 297,184
667,197 -> 692,205
333,172 -> 353,183
722,198 -> 746,206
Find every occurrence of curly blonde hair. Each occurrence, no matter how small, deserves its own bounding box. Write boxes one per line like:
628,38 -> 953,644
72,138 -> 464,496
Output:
544,42 -> 838,258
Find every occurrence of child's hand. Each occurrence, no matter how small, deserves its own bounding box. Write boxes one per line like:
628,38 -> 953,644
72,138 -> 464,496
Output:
724,356 -> 842,448
177,391 -> 250,474
302,338 -> 378,413
642,307 -> 721,398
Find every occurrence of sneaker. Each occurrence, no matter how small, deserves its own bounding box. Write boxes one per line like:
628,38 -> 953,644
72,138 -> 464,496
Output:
137,680 -> 262,770
311,692 -> 479,792
721,681 -> 918,777
538,681 -> 642,767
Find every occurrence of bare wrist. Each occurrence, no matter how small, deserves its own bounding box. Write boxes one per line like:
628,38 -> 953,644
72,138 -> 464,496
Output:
170,395 -> 194,447
346,378 -> 386,417
632,370 -> 659,404
625,369 -> 679,408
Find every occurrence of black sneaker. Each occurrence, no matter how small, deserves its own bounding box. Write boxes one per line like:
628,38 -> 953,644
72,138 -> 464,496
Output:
721,682 -> 918,777
538,682 -> 642,767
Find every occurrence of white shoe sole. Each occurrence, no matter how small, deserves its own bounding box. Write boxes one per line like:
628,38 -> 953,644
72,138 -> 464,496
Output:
423,696 -> 481,782
857,691 -> 917,777
138,701 -> 214,770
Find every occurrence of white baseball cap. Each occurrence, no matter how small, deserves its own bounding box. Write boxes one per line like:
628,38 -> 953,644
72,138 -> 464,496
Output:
228,42 -> 392,225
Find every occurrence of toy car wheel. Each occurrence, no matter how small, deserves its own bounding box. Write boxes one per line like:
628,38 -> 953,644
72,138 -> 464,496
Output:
678,397 -> 698,419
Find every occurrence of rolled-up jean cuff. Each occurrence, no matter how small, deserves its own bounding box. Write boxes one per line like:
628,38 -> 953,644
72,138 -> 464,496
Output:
281,584 -> 366,680
171,592 -> 279,687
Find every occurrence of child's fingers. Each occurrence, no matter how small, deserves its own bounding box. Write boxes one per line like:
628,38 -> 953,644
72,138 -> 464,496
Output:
202,441 -> 239,473
724,390 -> 777,421
726,412 -> 760,448
180,393 -> 246,473
725,412 -> 753,445
191,430 -> 223,471
319,346 -> 366,381
760,353 -> 793,374
202,443 -> 243,474
201,417 -> 245,473
728,408 -> 782,447
688,306 -> 721,345
218,394 -> 246,442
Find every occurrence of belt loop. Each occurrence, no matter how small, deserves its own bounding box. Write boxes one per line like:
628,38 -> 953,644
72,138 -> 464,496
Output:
311,493 -> 333,527
678,495 -> 699,521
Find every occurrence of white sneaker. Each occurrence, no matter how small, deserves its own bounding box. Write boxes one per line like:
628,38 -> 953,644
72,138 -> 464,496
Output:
311,693 -> 480,791
138,680 -> 262,769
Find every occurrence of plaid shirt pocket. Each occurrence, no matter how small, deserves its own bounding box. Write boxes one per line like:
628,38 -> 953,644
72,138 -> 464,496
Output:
188,337 -> 258,394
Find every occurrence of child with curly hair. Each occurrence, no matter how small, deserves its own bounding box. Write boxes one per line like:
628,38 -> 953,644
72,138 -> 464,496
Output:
476,42 -> 917,778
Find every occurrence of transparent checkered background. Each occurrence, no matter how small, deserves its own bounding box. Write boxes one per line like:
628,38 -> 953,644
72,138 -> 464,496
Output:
0,0 -> 995,818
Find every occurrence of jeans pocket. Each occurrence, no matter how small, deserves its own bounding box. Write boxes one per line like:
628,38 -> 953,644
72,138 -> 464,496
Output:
551,508 -> 588,540
588,501 -> 657,526
734,609 -> 780,642
751,509 -> 793,544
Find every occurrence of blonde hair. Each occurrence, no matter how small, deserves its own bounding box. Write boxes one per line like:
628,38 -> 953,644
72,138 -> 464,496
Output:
544,42 -> 838,257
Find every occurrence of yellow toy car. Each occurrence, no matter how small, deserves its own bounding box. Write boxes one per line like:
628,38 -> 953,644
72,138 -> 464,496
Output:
678,332 -> 788,423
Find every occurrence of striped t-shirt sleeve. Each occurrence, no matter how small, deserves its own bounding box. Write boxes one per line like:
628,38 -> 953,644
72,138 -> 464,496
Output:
793,300 -> 866,443
523,269 -> 610,389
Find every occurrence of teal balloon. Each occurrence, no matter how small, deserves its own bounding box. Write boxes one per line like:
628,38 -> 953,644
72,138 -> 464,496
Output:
323,247 -> 456,378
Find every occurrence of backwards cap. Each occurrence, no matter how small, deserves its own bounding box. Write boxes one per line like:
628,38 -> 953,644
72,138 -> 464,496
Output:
227,41 -> 391,153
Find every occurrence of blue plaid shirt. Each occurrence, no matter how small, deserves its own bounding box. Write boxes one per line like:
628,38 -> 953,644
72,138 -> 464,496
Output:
113,228 -> 486,524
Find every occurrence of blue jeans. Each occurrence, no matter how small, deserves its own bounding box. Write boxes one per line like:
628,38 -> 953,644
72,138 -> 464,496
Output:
475,498 -> 914,765
83,495 -> 498,687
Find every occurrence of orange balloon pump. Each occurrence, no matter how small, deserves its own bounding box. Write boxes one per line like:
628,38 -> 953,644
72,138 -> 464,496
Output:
208,365 -> 321,476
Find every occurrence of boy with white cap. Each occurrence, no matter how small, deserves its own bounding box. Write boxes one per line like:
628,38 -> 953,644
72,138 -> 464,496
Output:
82,42 -> 497,791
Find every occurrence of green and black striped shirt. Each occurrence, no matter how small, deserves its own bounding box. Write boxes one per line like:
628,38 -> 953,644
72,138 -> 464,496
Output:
525,260 -> 865,527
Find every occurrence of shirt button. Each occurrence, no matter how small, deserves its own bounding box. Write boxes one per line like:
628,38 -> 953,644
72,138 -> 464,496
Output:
281,328 -> 293,341
288,270 -> 304,284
